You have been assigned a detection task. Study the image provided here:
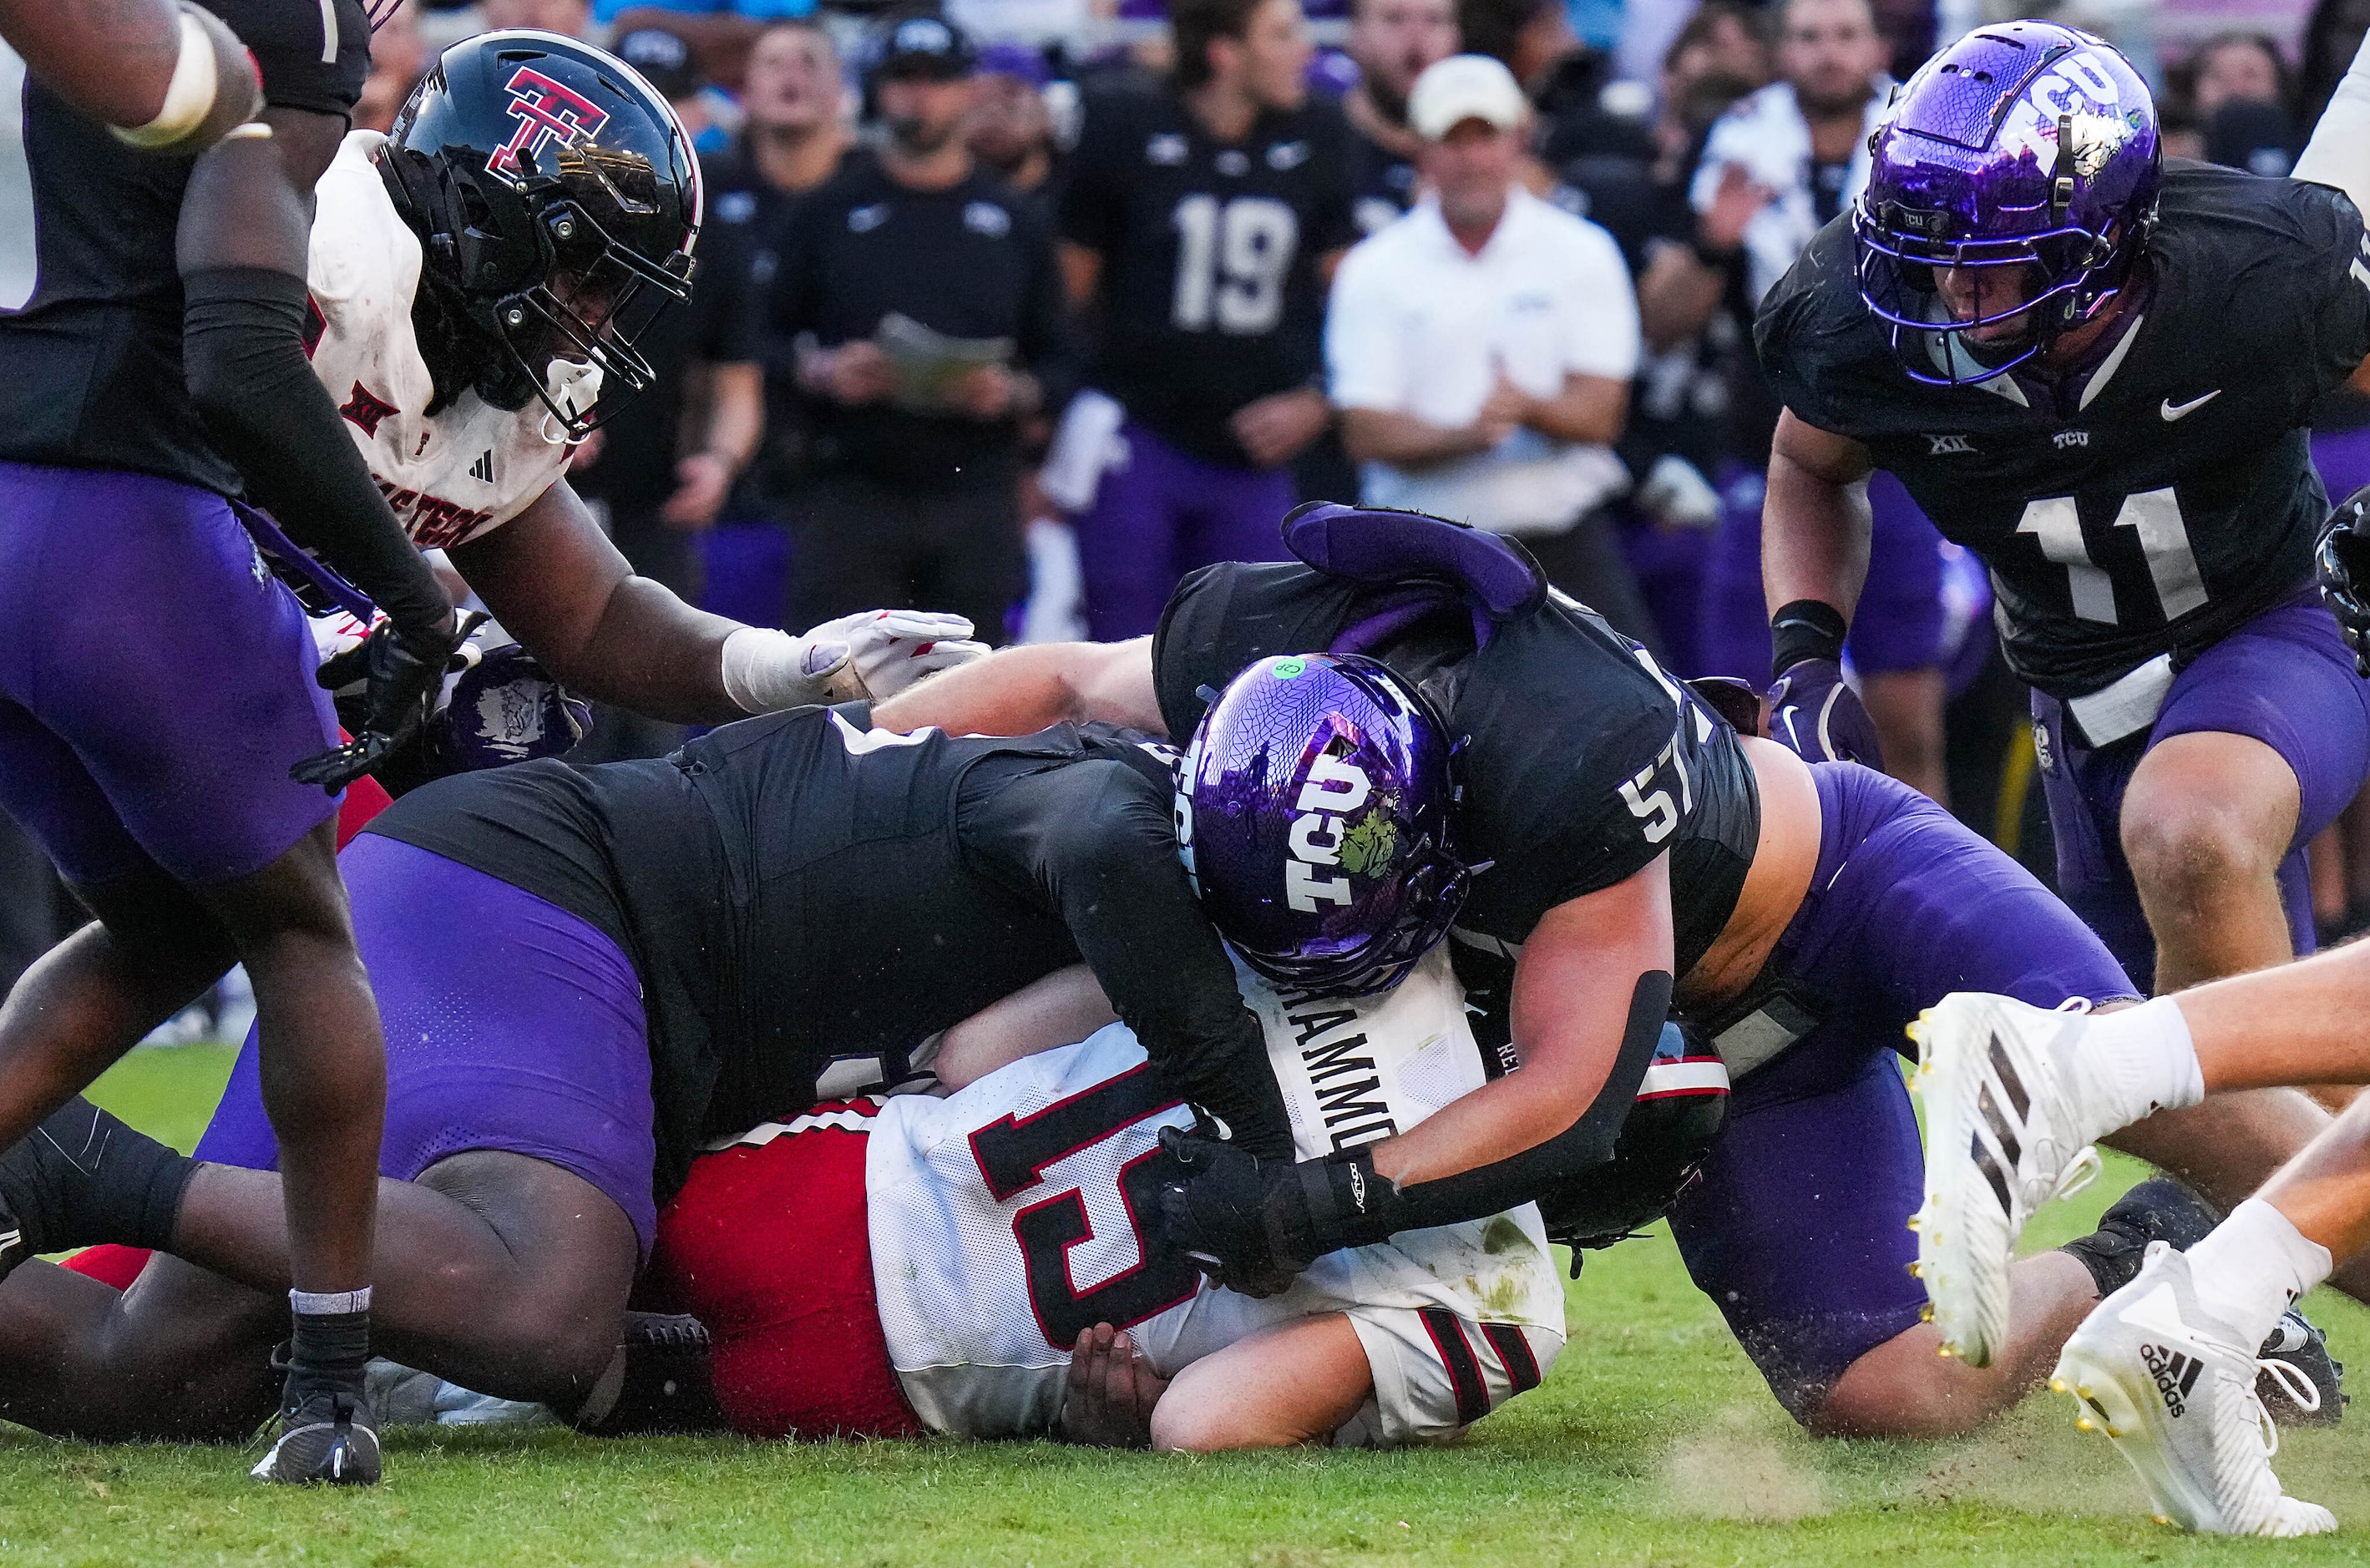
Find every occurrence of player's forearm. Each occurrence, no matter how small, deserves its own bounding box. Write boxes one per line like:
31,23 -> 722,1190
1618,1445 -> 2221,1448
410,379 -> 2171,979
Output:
1,0 -> 174,123
699,362 -> 764,473
874,639 -> 1161,736
1636,245 -> 1724,353
550,576 -> 741,724
2297,29 -> 2370,223
1762,435 -> 1874,621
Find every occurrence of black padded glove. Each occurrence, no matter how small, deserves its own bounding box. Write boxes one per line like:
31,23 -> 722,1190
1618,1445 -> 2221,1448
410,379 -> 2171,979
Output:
293,615 -> 463,792
2317,484 -> 2370,678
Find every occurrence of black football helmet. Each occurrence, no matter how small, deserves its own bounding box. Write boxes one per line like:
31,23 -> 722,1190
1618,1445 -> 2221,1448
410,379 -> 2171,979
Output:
377,29 -> 701,438
1534,1020 -> 1729,1253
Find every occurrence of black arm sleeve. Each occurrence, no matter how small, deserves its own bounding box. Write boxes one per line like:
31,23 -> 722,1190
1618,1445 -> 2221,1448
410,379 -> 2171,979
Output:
183,266 -> 450,637
1321,969 -> 1674,1245
962,759 -> 1296,1160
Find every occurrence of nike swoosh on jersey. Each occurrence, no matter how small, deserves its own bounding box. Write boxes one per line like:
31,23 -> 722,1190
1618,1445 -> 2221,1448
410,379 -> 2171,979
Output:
2160,390 -> 2221,421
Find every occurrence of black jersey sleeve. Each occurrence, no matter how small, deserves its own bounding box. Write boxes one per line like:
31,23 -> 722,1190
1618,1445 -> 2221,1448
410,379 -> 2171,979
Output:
2292,181 -> 2370,411
207,0 -> 369,119
1055,90 -> 1130,255
958,757 -> 1295,1159
1751,218 -> 1876,438
1306,104 -> 1361,260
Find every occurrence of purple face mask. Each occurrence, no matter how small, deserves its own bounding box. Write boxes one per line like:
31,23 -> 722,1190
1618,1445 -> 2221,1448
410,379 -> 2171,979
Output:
1178,652 -> 1472,997
1855,20 -> 2160,384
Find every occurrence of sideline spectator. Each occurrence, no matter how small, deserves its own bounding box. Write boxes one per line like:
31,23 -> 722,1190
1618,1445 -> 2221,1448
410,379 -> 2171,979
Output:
1687,0 -> 1962,803
596,0 -> 814,90
1056,0 -> 1356,639
615,25 -> 729,149
572,29 -> 767,760
969,43 -> 1061,198
1339,0 -> 1460,236
2187,32 -> 2303,177
482,0 -> 593,32
1326,54 -> 1659,649
769,9 -> 1074,639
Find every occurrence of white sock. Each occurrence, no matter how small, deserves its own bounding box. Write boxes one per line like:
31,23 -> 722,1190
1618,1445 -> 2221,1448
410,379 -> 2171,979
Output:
2184,1199 -> 2333,1353
2064,997 -> 2204,1144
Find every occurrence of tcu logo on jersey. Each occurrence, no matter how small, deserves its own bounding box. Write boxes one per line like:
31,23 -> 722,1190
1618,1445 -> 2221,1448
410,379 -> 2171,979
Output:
1286,752 -> 1377,912
489,68 -> 610,177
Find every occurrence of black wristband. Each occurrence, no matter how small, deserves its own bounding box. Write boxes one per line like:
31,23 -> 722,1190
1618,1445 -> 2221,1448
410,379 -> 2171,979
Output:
1770,599 -> 1849,680
1304,1145 -> 1410,1252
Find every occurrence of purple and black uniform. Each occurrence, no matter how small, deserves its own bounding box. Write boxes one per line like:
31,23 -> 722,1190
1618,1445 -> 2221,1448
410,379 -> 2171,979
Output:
1058,87 -> 1358,638
1152,562 -> 2137,1419
1759,165 -> 2370,988
0,0 -> 371,888
195,703 -> 1297,1246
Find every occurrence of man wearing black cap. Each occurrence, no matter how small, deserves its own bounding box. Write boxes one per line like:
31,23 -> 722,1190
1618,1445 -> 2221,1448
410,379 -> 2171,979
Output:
765,8 -> 1076,641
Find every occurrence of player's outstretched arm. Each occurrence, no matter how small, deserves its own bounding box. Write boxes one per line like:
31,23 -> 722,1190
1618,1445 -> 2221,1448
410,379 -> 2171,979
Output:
1762,408 -> 1876,622
1145,1314 -> 1373,1452
933,965 -> 1117,1091
0,0 -> 259,149
871,638 -> 1164,737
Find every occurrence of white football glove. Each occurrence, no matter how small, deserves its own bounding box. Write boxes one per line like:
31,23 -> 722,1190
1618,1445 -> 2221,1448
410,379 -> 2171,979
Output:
720,610 -> 990,713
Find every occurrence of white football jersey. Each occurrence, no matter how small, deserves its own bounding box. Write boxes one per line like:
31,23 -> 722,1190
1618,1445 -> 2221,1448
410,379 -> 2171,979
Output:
859,945 -> 1565,1444
306,130 -> 600,550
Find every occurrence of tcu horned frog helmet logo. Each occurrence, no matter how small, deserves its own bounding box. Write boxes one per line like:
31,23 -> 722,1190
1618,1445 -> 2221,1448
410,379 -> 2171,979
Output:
488,67 -> 612,176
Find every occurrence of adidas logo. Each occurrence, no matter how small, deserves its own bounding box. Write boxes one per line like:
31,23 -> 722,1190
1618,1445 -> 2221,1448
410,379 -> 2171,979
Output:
2141,1342 -> 2205,1417
469,450 -> 494,484
1967,1030 -> 2032,1213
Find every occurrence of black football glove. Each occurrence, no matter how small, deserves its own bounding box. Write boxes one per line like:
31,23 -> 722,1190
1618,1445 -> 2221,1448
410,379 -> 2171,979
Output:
1765,599 -> 1884,768
1157,1129 -> 1409,1298
1156,1128 -> 1311,1298
2317,483 -> 2370,678
292,613 -> 464,793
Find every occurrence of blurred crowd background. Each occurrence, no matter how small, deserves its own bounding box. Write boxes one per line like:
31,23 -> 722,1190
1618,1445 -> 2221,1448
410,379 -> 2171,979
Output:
10,0 -> 2370,1038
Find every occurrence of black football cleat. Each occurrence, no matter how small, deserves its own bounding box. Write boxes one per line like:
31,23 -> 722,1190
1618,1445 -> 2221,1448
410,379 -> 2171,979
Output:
252,1382 -> 382,1485
2258,1306 -> 2347,1429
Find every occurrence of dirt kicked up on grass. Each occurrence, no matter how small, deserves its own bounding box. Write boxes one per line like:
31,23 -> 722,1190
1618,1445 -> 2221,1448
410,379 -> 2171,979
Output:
6,1043 -> 2360,1568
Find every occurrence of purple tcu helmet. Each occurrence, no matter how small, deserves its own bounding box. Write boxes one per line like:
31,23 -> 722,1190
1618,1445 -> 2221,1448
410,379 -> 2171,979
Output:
1856,20 -> 2159,383
1178,653 -> 1471,998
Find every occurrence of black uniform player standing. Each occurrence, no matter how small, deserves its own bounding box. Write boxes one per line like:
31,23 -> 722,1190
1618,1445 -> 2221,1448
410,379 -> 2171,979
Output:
1757,23 -> 2370,1027
0,0 -> 260,153
1056,0 -> 1358,640
0,0 -> 463,1485
771,10 -> 1075,642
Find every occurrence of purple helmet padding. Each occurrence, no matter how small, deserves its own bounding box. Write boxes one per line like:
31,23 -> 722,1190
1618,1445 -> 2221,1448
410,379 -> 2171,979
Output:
1179,651 -> 1471,997
1855,20 -> 2160,383
1284,502 -> 1548,629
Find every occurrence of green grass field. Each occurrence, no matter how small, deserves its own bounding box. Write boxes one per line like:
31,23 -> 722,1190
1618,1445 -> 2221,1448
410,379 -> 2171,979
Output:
6,1044 -> 2364,1566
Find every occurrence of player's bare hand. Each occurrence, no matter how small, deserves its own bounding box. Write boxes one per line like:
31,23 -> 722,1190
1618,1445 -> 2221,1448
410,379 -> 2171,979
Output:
1230,387 -> 1332,468
813,340 -> 895,405
1699,163 -> 1773,255
663,452 -> 733,529
1059,1324 -> 1169,1448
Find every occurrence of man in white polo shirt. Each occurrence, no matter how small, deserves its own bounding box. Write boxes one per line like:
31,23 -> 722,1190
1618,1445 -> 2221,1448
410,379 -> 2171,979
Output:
1324,53 -> 1658,650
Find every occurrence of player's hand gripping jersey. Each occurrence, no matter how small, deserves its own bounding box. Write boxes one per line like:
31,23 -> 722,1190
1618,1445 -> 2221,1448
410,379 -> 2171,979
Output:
721,944 -> 1563,1444
1756,163 -> 2370,701
304,130 -> 600,549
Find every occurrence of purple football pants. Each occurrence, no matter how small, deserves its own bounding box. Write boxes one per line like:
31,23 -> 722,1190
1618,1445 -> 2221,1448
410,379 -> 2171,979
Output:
2031,592 -> 2370,994
1699,467 -> 1951,687
1072,420 -> 1296,640
0,460 -> 338,888
1670,762 -> 2136,1422
195,835 -> 661,1254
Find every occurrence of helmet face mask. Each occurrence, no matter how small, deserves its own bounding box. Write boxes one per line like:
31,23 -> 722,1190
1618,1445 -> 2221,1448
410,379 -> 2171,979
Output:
1179,654 -> 1474,999
1853,23 -> 2158,386
381,30 -> 702,440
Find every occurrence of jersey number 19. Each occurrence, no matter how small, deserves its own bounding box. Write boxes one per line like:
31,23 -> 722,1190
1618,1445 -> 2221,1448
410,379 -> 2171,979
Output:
1171,195 -> 1297,336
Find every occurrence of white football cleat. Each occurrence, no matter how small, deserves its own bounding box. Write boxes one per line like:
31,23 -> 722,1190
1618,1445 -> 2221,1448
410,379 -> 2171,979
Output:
1907,992 -> 2104,1365
2052,1243 -> 2335,1537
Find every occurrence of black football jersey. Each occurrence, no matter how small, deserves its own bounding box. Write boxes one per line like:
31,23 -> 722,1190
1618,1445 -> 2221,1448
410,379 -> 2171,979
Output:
367,705 -> 1282,1189
1756,163 -> 2370,698
1059,86 -> 1357,468
0,0 -> 370,495
1152,561 -> 1762,985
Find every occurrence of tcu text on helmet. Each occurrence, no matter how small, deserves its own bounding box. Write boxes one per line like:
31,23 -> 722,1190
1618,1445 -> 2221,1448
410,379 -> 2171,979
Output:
1995,49 -> 2123,167
1286,751 -> 1374,912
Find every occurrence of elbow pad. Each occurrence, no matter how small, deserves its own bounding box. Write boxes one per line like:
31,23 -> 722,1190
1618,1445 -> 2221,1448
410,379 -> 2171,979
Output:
183,266 -> 450,639
1305,969 -> 1674,1248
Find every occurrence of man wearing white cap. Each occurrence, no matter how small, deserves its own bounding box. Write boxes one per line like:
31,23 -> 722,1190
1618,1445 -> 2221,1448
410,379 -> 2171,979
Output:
1323,52 -> 1657,648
